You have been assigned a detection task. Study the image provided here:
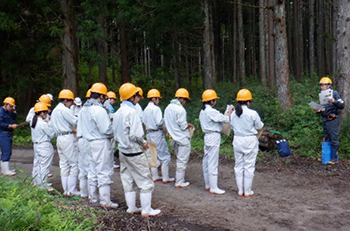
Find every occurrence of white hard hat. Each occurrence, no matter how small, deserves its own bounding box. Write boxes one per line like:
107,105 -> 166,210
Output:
74,97 -> 82,106
46,93 -> 54,101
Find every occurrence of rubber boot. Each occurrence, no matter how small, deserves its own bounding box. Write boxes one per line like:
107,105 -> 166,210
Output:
236,176 -> 244,197
67,176 -> 80,196
79,179 -> 88,198
209,175 -> 225,195
88,185 -> 99,203
140,192 -> 161,217
61,176 -> 69,196
1,161 -> 16,176
244,177 -> 254,198
99,185 -> 118,208
175,171 -> 190,189
203,171 -> 210,191
151,167 -> 162,182
125,191 -> 142,214
161,165 -> 175,184
328,148 -> 339,165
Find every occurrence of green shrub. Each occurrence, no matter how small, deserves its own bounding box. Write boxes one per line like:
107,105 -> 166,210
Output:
0,176 -> 98,230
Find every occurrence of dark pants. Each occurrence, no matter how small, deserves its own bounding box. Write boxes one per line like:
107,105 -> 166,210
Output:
322,118 -> 340,151
0,134 -> 13,162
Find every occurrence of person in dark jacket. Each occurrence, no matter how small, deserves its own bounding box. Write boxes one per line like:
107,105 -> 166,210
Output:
0,97 -> 19,175
314,77 -> 345,164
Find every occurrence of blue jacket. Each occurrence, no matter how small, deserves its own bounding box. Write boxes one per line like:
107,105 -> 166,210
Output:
320,90 -> 345,122
0,107 -> 17,134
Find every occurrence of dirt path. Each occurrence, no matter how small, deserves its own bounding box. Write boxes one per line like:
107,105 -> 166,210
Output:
8,147 -> 350,231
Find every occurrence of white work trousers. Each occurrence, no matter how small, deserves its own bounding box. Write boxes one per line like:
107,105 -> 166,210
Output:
78,137 -> 90,180
147,131 -> 171,166
88,139 -> 113,187
57,134 -> 78,177
233,136 -> 259,191
170,139 -> 191,173
32,142 -> 54,187
119,152 -> 154,193
202,132 -> 221,180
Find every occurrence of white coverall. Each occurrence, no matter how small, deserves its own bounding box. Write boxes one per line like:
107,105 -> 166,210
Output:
199,104 -> 229,191
164,99 -> 191,187
144,101 -> 174,182
78,99 -> 114,205
30,117 -> 55,189
230,105 -> 264,196
50,102 -> 78,194
113,100 -> 160,216
113,101 -> 153,193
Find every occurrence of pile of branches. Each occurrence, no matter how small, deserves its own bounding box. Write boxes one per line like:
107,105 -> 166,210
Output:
258,127 -> 283,150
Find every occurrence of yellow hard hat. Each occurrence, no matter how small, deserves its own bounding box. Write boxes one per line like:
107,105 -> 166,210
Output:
236,89 -> 252,101
175,88 -> 190,100
136,87 -> 144,99
34,102 -> 49,113
3,97 -> 16,106
319,77 -> 332,85
38,94 -> 52,107
91,83 -> 107,95
119,83 -> 139,101
85,89 -> 91,98
147,89 -> 162,98
58,89 -> 74,100
202,89 -> 219,102
107,91 -> 117,99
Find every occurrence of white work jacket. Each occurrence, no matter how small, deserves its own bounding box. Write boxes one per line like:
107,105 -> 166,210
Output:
77,101 -> 113,141
164,99 -> 190,145
199,104 -> 229,133
26,107 -> 35,123
50,102 -> 77,134
230,105 -> 264,136
135,103 -> 144,123
113,101 -> 146,153
143,102 -> 163,131
31,117 -> 56,143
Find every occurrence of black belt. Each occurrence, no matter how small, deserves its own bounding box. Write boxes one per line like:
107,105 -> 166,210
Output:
58,131 -> 73,136
147,129 -> 162,132
122,152 -> 143,157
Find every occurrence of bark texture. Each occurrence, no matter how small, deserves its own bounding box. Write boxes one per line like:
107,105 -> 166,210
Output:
274,0 -> 292,109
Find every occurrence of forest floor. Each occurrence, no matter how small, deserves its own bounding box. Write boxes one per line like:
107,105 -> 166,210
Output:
9,147 -> 350,231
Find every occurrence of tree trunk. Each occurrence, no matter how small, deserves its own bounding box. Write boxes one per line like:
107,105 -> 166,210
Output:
203,0 -> 216,89
119,20 -> 129,83
259,0 -> 267,87
274,0 -> 293,110
60,0 -> 79,96
309,0 -> 315,76
97,13 -> 107,84
232,3 -> 238,83
268,0 -> 275,91
335,0 -> 350,119
293,0 -> 303,79
316,0 -> 325,77
237,0 -> 245,84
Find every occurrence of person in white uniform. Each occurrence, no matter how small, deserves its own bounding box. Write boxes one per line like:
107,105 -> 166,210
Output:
199,89 -> 234,195
164,88 -> 194,189
75,90 -> 91,199
230,89 -> 264,198
78,83 -> 117,208
50,89 -> 79,197
30,102 -> 55,191
71,97 -> 82,117
135,87 -> 144,123
26,94 -> 52,123
113,83 -> 161,217
144,89 -> 175,183
26,94 -> 53,179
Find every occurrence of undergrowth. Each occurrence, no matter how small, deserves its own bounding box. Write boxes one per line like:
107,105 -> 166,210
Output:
13,77 -> 350,159
0,175 -> 99,230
